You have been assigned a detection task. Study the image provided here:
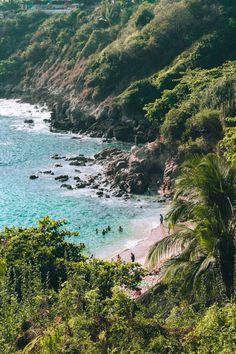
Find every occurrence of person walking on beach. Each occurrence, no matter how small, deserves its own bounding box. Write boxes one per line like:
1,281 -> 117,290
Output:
117,254 -> 121,262
131,252 -> 135,262
160,214 -> 164,225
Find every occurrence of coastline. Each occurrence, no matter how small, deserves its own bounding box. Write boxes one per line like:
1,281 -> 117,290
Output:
116,223 -> 168,266
0,99 -> 166,257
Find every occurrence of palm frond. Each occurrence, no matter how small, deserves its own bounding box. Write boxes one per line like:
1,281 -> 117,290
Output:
147,227 -> 195,268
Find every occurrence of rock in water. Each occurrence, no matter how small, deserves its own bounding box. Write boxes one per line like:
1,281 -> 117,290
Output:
60,184 -> 73,190
29,175 -> 38,180
55,175 -> 69,182
24,119 -> 34,124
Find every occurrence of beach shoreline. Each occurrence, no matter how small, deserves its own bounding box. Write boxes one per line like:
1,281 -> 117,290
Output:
116,223 -> 168,266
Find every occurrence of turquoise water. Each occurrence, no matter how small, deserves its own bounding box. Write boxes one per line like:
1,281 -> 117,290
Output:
0,100 -> 163,257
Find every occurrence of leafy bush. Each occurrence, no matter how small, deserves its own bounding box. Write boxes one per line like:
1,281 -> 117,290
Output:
185,109 -> 223,142
178,137 -> 209,158
185,304 -> 236,353
161,106 -> 192,143
220,127 -> 236,163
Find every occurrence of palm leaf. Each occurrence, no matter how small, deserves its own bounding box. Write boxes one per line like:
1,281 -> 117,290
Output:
147,226 -> 195,268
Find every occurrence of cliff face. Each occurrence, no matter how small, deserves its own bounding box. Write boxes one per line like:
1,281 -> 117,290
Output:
1,0 -> 236,167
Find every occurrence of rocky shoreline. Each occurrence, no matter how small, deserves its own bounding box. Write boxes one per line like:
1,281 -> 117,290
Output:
0,86 -> 159,144
29,139 -> 178,201
2,91 -> 179,196
48,97 -> 160,144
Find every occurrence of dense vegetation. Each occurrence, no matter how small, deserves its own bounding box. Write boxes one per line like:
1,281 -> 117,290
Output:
149,154 -> 236,300
1,2 -> 236,351
0,0 -> 236,150
0,178 -> 236,354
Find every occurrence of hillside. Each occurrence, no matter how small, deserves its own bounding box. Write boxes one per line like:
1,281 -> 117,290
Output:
0,0 -> 236,187
1,2 -> 236,352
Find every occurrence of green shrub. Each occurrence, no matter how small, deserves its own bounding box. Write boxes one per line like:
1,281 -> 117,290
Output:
178,137 -> 209,158
185,109 -> 223,142
161,106 -> 192,143
220,127 -> 236,163
185,304 -> 236,353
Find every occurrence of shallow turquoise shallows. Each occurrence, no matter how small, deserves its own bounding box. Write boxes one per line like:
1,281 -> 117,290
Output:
0,100 -> 164,258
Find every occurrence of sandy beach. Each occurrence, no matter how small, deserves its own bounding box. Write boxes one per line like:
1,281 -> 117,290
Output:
119,224 -> 168,266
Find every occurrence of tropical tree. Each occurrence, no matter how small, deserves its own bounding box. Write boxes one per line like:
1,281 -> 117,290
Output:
148,154 -> 236,299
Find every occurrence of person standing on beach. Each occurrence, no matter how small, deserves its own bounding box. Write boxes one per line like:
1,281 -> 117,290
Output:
131,252 -> 135,262
160,214 -> 164,225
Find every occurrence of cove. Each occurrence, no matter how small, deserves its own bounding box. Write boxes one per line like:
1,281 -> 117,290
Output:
0,99 -> 164,258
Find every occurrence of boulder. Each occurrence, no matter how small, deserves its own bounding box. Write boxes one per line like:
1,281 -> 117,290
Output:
94,148 -> 121,160
29,175 -> 38,180
69,161 -> 86,167
51,154 -> 65,160
76,181 -> 87,188
113,126 -> 134,142
24,119 -> 34,124
43,170 -> 54,175
115,160 -> 128,170
55,175 -> 69,182
43,119 -> 51,124
60,184 -> 73,190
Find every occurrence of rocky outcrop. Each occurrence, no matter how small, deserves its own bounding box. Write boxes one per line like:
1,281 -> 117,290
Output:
24,119 -> 34,124
94,141 -> 168,195
161,159 -> 179,196
55,175 -> 69,182
31,140 -> 172,198
49,97 -> 159,143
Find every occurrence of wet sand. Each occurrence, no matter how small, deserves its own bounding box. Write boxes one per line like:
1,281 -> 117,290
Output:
119,224 -> 168,266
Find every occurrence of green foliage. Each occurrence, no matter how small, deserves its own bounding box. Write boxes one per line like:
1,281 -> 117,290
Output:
80,28 -> 118,59
0,1 -> 236,350
185,304 -> 236,353
145,62 -> 236,142
185,109 -> 222,139
178,137 -> 209,158
148,154 -> 236,300
161,105 -> 192,143
0,58 -> 22,80
220,127 -> 236,163
0,12 -> 47,61
0,216 -> 235,353
23,42 -> 47,64
0,217 -> 84,291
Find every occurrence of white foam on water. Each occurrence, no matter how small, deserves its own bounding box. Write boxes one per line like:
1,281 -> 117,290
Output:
0,99 -> 51,133
0,99 -> 50,119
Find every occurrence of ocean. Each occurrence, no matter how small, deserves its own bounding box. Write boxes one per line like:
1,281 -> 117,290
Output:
0,99 -> 164,258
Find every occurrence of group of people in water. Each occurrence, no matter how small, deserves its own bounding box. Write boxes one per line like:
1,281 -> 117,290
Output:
96,225 -> 124,236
